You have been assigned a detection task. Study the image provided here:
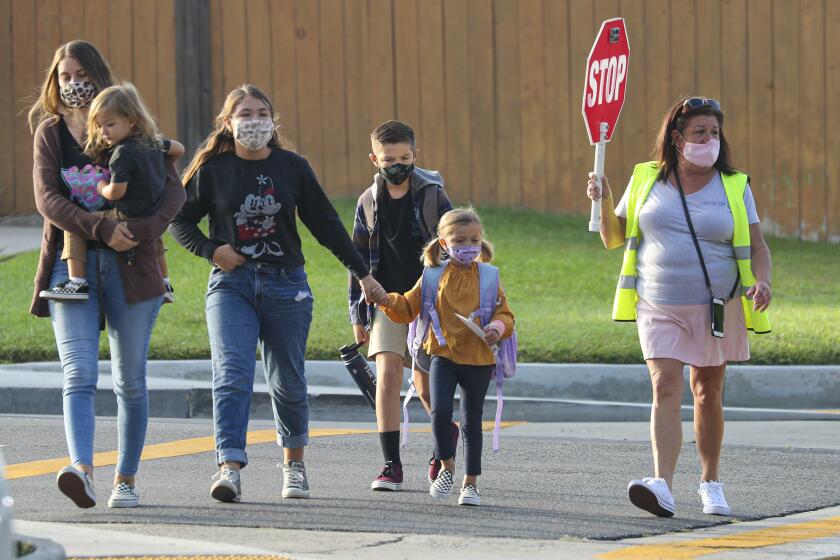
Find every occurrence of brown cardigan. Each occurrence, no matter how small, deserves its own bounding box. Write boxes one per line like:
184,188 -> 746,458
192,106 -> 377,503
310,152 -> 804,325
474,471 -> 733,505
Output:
30,118 -> 186,317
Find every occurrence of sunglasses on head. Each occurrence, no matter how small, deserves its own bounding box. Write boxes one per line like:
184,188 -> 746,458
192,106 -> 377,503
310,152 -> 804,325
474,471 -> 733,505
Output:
682,97 -> 721,111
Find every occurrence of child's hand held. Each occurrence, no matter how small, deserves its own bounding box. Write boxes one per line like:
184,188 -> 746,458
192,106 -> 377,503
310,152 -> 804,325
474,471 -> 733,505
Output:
483,320 -> 505,345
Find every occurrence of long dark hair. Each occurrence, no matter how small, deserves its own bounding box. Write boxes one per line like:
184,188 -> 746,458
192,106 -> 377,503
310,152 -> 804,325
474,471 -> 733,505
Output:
652,98 -> 736,181
28,40 -> 114,132
181,84 -> 291,186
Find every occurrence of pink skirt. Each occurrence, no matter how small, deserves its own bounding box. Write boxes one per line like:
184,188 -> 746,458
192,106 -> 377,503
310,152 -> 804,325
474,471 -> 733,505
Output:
636,297 -> 750,367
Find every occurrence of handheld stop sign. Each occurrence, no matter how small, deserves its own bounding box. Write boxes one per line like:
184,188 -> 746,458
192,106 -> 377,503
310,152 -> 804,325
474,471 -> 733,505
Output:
582,18 -> 630,232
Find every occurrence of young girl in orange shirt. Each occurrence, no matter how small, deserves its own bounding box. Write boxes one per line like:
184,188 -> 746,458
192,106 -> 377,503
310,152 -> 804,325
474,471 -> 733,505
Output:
379,208 -> 514,506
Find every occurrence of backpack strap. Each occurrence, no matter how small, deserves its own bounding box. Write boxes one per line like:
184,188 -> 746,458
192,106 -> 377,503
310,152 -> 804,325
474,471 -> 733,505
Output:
420,263 -> 448,346
471,263 -> 500,327
471,263 -> 508,453
492,374 -> 504,453
400,379 -> 417,448
421,186 -> 441,240
360,188 -> 375,231
402,262 -> 448,448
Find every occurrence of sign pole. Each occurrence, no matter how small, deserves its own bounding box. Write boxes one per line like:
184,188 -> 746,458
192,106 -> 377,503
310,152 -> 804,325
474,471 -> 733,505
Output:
589,121 -> 609,232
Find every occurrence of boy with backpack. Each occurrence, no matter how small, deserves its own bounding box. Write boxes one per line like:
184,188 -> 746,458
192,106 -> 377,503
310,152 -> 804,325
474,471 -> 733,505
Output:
349,120 -> 452,491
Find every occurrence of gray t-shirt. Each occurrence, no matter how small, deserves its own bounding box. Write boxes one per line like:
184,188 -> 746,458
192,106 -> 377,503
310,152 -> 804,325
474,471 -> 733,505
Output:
615,174 -> 759,305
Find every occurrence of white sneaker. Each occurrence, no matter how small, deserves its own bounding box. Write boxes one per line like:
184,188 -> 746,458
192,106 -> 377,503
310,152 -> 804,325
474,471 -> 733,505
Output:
107,481 -> 139,508
430,468 -> 454,499
458,484 -> 481,506
56,466 -> 96,508
211,466 -> 242,502
281,460 -> 310,499
698,480 -> 731,515
628,477 -> 675,517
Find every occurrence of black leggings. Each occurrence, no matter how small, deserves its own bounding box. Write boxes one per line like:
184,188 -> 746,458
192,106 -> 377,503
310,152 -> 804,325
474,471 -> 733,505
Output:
430,356 -> 493,476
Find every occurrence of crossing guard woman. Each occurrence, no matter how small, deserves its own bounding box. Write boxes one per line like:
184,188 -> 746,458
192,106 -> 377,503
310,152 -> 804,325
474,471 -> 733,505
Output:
587,97 -> 772,518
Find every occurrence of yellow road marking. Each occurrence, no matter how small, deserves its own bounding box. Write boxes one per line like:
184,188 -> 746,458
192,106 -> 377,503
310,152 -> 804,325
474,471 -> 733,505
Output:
599,515 -> 840,559
6,421 -> 524,480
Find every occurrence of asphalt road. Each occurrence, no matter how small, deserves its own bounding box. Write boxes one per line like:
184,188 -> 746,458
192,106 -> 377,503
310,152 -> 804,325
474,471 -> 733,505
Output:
4,415 -> 840,541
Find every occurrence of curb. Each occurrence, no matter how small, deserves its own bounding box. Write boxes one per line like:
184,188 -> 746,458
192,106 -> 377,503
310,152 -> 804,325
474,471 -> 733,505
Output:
3,360 -> 840,407
2,361 -> 839,422
1,385 -> 838,423
14,535 -> 66,560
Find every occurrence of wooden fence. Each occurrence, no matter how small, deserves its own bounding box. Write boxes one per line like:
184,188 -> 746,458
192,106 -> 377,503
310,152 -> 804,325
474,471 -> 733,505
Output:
3,0 -> 839,242
1,0 -> 179,215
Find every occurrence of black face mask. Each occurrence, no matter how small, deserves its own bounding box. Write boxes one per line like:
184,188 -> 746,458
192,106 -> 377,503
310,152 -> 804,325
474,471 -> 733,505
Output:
379,162 -> 414,185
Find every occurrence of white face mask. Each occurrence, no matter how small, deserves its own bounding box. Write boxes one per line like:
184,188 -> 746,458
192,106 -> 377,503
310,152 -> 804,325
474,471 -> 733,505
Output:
233,118 -> 274,151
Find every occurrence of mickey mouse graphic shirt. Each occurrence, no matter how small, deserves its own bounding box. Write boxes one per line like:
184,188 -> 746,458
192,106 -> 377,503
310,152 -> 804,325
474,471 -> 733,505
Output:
171,149 -> 369,279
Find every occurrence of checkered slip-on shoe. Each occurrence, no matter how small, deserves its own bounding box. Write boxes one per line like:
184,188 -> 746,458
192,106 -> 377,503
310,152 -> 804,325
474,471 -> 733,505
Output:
429,468 -> 454,499
107,481 -> 139,508
458,484 -> 481,506
40,279 -> 89,301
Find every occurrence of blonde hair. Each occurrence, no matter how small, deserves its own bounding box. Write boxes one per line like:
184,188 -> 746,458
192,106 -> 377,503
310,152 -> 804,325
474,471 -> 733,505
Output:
422,207 -> 494,266
181,84 -> 291,186
84,82 -> 162,163
28,40 -> 114,132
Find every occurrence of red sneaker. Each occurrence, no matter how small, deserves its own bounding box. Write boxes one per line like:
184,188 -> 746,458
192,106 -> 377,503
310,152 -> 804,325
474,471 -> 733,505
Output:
428,454 -> 440,484
371,461 -> 403,491
428,422 -> 460,484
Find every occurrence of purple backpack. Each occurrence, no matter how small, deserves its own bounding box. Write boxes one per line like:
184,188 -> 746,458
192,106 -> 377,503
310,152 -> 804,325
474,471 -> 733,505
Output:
402,260 -> 518,452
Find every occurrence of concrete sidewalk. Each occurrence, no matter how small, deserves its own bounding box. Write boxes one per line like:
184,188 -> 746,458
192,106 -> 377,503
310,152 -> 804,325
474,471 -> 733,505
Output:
1,360 -> 838,422
0,215 -> 42,258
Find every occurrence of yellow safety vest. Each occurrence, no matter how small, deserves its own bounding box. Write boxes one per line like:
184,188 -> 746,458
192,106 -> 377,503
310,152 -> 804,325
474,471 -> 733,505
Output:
612,161 -> 771,334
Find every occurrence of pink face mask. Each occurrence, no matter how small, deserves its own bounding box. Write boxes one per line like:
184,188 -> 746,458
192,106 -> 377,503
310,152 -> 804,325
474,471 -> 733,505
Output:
680,136 -> 720,168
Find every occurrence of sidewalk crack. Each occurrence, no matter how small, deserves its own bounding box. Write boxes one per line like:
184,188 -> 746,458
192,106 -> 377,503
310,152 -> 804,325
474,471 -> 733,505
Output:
314,534 -> 407,555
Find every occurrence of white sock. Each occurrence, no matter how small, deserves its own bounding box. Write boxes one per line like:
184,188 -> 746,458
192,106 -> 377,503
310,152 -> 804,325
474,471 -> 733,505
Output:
69,277 -> 87,284
163,277 -> 170,283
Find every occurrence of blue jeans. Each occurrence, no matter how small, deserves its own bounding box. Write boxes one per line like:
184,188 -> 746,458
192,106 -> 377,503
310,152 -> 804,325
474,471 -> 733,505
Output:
430,356 -> 493,476
49,248 -> 162,476
205,262 -> 314,467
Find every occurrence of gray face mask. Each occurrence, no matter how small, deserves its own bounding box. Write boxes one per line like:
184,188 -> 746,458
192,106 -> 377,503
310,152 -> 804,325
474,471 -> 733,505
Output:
234,118 -> 275,151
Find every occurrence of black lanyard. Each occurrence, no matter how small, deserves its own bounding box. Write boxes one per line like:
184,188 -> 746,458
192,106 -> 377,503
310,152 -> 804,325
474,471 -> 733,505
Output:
673,171 -> 740,301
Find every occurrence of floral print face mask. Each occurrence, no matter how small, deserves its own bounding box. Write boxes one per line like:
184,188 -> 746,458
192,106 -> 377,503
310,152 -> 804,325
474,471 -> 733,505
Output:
234,118 -> 275,151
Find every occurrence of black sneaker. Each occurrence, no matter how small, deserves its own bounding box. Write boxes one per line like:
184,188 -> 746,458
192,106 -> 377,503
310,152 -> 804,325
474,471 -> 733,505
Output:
163,279 -> 175,304
40,279 -> 89,301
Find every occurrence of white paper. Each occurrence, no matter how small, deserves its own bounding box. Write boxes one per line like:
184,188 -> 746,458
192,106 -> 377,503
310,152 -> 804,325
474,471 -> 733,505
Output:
454,313 -> 487,340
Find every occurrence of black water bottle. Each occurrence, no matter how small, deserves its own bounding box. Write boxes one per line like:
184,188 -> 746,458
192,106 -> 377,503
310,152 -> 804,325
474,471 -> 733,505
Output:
339,341 -> 377,410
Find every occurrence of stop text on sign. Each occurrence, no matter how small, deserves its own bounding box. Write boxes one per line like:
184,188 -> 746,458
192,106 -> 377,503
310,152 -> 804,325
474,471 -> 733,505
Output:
585,54 -> 627,107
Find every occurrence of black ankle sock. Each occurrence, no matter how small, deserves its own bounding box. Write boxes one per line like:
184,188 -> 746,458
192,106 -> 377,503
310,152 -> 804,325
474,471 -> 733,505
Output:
379,431 -> 401,465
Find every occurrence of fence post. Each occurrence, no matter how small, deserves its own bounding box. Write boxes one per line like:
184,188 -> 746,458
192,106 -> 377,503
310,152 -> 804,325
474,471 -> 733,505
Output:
175,0 -> 213,168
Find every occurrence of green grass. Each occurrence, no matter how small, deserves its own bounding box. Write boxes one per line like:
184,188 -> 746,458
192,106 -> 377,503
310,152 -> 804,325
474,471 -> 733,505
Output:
1,200 -> 838,364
